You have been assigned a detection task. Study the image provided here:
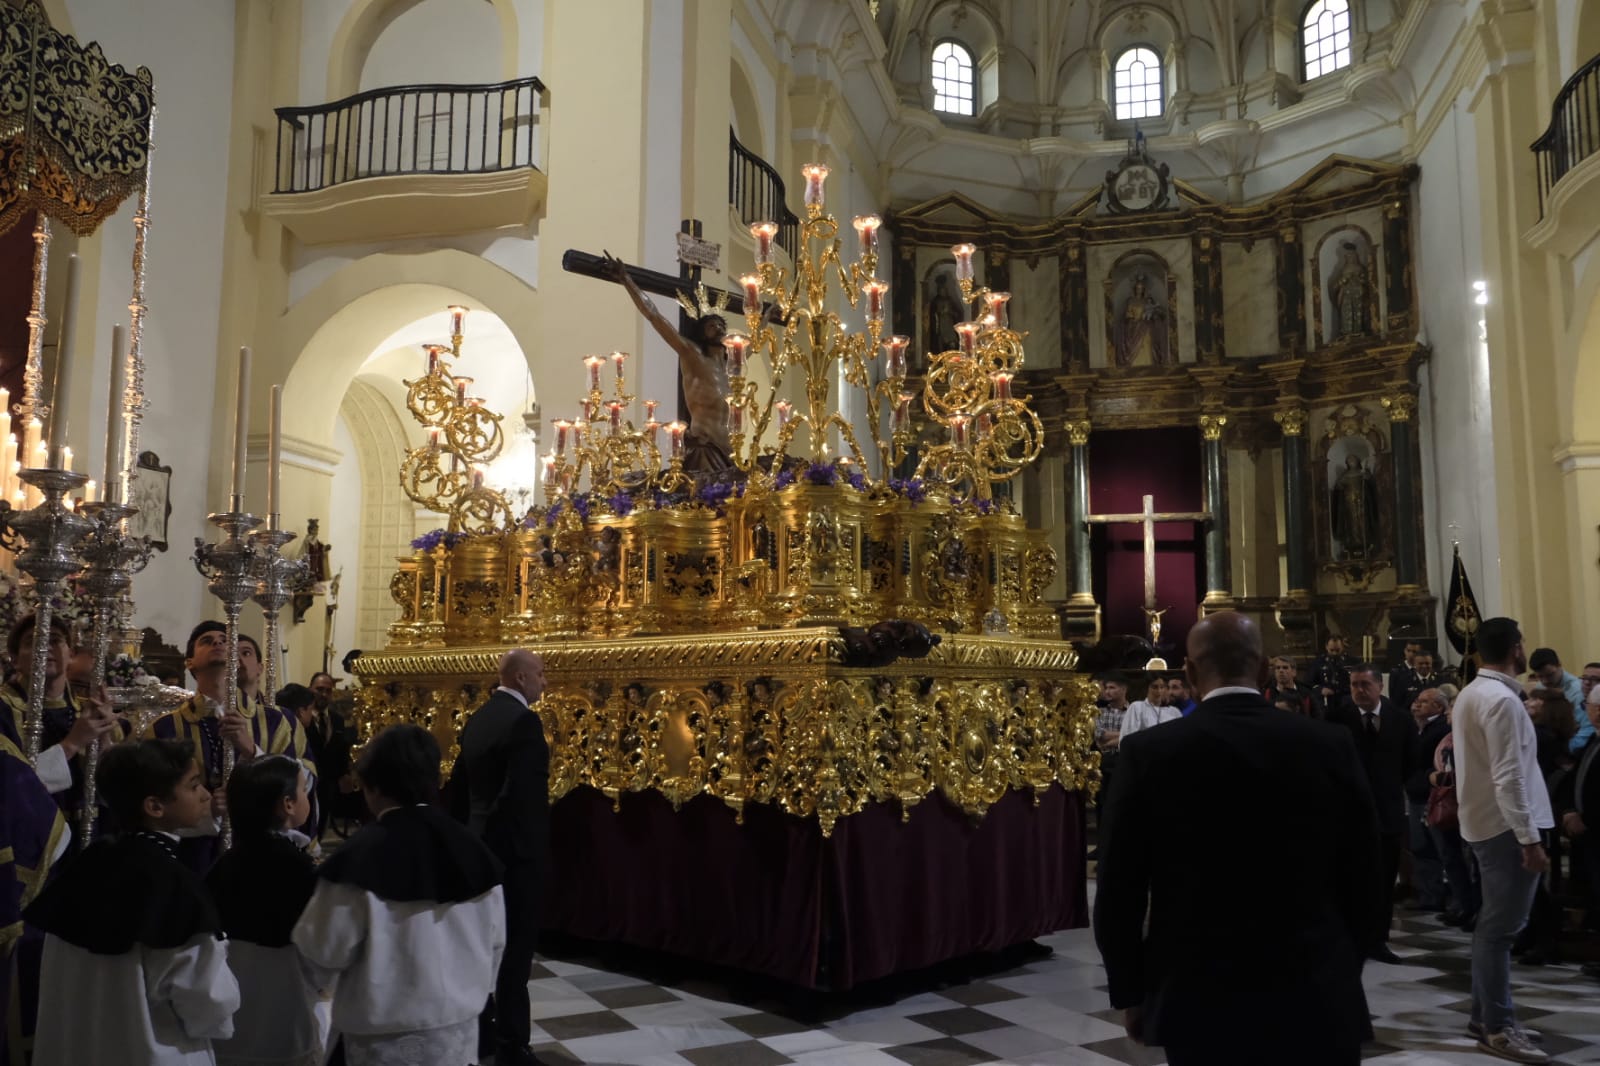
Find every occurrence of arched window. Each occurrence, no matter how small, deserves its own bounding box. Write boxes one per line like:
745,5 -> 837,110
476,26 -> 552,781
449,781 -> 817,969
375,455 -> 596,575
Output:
1113,47 -> 1163,120
931,40 -> 976,116
1302,0 -> 1352,80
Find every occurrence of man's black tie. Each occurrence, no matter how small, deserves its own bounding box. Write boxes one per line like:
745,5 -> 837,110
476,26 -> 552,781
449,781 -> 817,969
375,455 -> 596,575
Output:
1365,711 -> 1379,737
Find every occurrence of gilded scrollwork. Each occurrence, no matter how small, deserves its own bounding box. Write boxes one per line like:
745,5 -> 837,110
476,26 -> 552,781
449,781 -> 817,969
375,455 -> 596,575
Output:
353,633 -> 1099,837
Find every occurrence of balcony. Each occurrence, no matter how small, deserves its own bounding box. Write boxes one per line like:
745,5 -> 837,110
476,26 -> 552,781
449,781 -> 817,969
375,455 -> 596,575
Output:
1526,54 -> 1600,257
728,129 -> 798,256
260,76 -> 548,246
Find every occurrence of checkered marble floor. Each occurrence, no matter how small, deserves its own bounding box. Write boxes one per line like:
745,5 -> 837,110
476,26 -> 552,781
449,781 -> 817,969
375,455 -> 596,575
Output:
502,910 -> 1600,1065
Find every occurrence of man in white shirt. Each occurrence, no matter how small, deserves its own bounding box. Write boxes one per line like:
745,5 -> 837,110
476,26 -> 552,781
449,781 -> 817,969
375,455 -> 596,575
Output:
1451,617 -> 1553,1064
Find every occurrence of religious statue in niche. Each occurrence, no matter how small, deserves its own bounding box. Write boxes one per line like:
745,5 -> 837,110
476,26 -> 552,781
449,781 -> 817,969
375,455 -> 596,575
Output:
1113,274 -> 1172,368
1328,241 -> 1371,339
924,269 -> 963,358
1329,449 -> 1380,561
291,518 -> 332,624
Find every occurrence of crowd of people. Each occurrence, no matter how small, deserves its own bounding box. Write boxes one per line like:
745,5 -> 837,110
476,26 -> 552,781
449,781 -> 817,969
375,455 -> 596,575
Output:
1094,614 -> 1600,1065
0,617 -> 553,1066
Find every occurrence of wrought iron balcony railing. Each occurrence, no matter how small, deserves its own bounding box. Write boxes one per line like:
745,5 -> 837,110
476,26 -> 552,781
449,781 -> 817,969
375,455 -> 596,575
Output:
273,76 -> 546,194
1532,53 -> 1600,217
729,128 -> 799,255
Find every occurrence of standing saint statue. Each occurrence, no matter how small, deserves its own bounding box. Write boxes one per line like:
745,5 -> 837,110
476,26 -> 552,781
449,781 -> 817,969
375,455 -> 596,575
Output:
1330,454 -> 1379,559
291,518 -> 332,624
1113,274 -> 1171,368
606,252 -> 732,477
925,273 -> 963,356
1329,242 -> 1370,339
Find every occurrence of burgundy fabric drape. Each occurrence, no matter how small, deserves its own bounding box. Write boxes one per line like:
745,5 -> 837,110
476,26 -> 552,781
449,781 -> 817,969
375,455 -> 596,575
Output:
545,784 -> 1086,990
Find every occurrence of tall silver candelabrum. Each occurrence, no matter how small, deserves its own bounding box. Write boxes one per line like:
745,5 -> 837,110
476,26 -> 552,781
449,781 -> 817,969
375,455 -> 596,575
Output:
192,505 -> 261,849
249,528 -> 306,712
4,469 -> 93,764
77,501 -> 153,843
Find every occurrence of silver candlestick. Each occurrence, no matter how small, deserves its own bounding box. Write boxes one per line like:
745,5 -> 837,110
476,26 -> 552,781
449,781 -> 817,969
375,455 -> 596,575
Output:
2,468 -> 93,764
77,501 -> 153,844
249,527 -> 307,711
192,504 -> 261,849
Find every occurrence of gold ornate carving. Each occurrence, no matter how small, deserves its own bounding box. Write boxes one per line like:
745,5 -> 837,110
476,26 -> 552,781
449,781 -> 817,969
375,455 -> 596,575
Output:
353,630 -> 1097,836
1381,392 -> 1416,423
1199,414 -> 1229,440
1065,419 -> 1091,446
1274,406 -> 1308,436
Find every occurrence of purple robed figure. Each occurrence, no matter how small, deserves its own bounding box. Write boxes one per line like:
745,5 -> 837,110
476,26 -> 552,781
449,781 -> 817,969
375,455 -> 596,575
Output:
1,733 -> 68,1063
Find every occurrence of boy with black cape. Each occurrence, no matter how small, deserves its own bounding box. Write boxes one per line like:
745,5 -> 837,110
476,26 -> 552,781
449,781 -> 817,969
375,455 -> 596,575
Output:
293,724 -> 504,1066
23,738 -> 241,1066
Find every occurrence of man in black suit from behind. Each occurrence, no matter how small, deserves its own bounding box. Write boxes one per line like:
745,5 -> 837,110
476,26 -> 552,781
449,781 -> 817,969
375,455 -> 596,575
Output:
1094,612 -> 1384,1066
1327,664 -> 1417,962
454,648 -> 551,1066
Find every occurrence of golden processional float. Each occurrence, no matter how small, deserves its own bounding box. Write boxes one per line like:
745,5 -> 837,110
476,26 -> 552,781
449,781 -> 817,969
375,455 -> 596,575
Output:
353,166 -> 1097,838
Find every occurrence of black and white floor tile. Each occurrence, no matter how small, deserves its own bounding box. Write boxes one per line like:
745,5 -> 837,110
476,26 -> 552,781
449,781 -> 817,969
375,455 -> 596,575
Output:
506,910 -> 1600,1065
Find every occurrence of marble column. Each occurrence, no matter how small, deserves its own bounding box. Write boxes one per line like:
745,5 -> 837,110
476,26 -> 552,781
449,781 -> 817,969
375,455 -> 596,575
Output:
1200,414 -> 1231,604
1383,391 -> 1420,589
1066,419 -> 1093,604
1274,405 -> 1310,596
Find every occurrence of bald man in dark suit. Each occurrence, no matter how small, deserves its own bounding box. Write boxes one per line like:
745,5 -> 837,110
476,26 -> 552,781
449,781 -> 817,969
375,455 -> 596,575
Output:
1094,612 -> 1385,1066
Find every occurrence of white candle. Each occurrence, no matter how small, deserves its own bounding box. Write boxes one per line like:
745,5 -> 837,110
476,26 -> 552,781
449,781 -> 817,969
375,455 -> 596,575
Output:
852,215 -> 881,258
751,222 -> 778,266
952,243 -> 976,282
21,417 -> 40,470
59,445 -> 72,473
48,254 -> 81,464
0,387 -> 10,451
104,325 -> 126,497
84,479 -> 97,504
802,164 -> 829,208
231,346 -> 251,502
267,384 -> 282,528
1,437 -> 14,498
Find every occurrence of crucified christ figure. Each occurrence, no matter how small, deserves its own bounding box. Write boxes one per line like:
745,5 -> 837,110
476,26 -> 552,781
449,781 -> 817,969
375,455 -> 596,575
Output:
605,251 -> 732,476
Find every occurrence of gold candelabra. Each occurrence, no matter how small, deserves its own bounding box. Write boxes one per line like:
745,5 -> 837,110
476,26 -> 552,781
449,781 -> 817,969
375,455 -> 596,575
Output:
543,352 -> 674,504
399,308 -> 514,532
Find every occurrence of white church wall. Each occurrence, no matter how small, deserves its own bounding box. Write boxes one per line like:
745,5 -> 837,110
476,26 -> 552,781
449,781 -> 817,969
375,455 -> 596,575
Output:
327,412 -> 363,672
1414,98 -> 1498,634
62,0 -> 237,649
358,0 -> 500,91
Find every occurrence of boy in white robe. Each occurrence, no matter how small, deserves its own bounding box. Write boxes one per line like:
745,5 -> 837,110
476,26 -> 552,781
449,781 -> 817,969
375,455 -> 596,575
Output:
24,738 -> 241,1066
206,756 -> 324,1066
293,724 -> 504,1066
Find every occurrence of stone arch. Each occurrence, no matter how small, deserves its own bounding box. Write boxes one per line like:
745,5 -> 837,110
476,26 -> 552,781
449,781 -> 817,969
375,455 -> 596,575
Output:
340,378 -> 419,649
326,0 -> 519,101
730,54 -> 766,159
1565,256 -> 1600,442
274,249 -> 540,452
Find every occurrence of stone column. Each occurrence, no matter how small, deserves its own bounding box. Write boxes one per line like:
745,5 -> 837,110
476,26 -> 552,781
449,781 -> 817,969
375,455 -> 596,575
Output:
1274,404 -> 1310,596
1383,391 -> 1421,590
1066,419 -> 1093,604
1062,418 -> 1100,640
1200,414 -> 1232,605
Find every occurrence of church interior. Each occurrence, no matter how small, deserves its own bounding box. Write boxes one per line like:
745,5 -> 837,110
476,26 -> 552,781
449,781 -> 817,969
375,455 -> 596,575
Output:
4,0 -> 1600,1063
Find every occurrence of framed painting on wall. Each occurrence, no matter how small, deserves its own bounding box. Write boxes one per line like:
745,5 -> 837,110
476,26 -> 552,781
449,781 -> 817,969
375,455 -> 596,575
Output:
126,450 -> 172,551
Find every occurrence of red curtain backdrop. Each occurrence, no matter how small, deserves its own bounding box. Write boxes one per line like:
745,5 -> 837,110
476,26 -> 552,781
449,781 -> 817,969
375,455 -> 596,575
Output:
0,214 -> 36,399
1087,427 -> 1204,654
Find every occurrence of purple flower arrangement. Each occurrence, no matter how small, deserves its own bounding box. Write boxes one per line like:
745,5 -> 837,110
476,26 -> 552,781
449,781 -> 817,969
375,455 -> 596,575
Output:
887,477 -> 928,504
802,460 -> 838,486
608,491 -> 635,517
411,529 -> 470,551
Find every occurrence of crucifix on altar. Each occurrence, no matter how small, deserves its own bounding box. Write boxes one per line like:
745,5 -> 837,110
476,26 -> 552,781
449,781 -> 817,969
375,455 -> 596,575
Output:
1085,493 -> 1212,643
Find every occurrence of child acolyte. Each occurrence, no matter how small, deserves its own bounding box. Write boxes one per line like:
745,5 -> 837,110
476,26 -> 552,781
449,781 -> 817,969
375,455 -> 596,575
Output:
24,739 -> 241,1066
206,756 -> 323,1066
293,724 -> 504,1066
